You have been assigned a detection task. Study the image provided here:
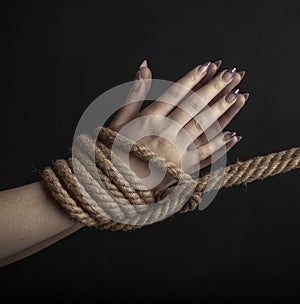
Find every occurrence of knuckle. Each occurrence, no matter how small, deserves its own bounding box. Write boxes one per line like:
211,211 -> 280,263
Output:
213,78 -> 224,91
211,122 -> 222,133
189,99 -> 200,112
168,86 -> 182,99
190,118 -> 204,134
198,147 -> 209,160
193,136 -> 205,148
186,93 -> 204,113
188,73 -> 197,82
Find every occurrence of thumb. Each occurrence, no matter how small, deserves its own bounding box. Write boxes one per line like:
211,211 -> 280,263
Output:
140,59 -> 152,88
110,59 -> 152,130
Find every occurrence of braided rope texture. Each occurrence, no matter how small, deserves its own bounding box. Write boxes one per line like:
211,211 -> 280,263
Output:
41,127 -> 300,231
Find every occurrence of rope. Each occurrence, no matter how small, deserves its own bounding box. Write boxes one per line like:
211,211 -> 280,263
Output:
41,127 -> 300,231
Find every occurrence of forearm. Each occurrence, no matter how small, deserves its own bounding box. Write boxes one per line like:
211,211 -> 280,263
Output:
0,181 -> 82,267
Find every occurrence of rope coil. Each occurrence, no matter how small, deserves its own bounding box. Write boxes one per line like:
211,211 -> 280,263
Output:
41,127 -> 300,231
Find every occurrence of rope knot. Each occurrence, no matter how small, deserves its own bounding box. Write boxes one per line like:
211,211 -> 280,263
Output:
41,127 -> 300,231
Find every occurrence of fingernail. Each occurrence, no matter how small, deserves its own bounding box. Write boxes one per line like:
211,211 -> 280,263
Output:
214,60 -> 222,69
222,67 -> 237,82
243,93 -> 250,101
223,131 -> 237,142
198,62 -> 211,74
239,71 -> 246,79
140,59 -> 148,69
133,70 -> 142,90
237,135 -> 243,142
225,88 -> 240,103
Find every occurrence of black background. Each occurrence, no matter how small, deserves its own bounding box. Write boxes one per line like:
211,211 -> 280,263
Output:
1,0 -> 300,302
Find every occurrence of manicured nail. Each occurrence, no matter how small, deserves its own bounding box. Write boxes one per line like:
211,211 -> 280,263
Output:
237,135 -> 243,142
133,70 -> 142,90
243,93 -> 250,101
140,59 -> 148,69
223,131 -> 237,142
198,62 -> 211,74
214,60 -> 222,69
239,71 -> 246,79
222,67 -> 237,82
225,88 -> 240,103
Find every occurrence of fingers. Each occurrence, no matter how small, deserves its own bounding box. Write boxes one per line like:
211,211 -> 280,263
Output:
195,67 -> 238,104
139,62 -> 211,117
191,93 -> 249,147
192,60 -> 222,91
218,92 -> 249,128
186,133 -> 242,173
179,87 -> 243,142
110,60 -> 152,131
209,70 -> 245,106
167,67 -> 238,127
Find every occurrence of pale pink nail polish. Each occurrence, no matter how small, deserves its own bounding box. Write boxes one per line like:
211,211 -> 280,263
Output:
223,131 -> 237,142
243,93 -> 250,101
140,59 -> 148,69
214,60 -> 222,69
222,68 -> 237,82
239,71 -> 246,79
225,88 -> 240,103
198,62 -> 211,74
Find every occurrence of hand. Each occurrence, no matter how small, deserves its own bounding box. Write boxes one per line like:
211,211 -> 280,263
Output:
109,60 -> 249,190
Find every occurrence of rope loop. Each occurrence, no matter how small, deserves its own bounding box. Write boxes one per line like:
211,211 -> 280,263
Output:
41,127 -> 300,231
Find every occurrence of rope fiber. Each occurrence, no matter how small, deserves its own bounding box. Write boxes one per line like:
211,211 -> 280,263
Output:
41,127 -> 300,231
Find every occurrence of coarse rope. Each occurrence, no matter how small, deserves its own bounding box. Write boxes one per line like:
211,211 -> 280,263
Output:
41,127 -> 300,231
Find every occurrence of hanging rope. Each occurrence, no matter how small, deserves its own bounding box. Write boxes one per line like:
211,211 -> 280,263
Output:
41,127 -> 300,231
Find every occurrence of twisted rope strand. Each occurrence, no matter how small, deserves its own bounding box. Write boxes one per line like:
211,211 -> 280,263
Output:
41,128 -> 300,231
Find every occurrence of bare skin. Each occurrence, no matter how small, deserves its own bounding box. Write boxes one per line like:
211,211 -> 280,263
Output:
0,60 -> 249,267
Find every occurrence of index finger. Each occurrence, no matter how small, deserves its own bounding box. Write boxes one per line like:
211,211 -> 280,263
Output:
139,61 -> 211,117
